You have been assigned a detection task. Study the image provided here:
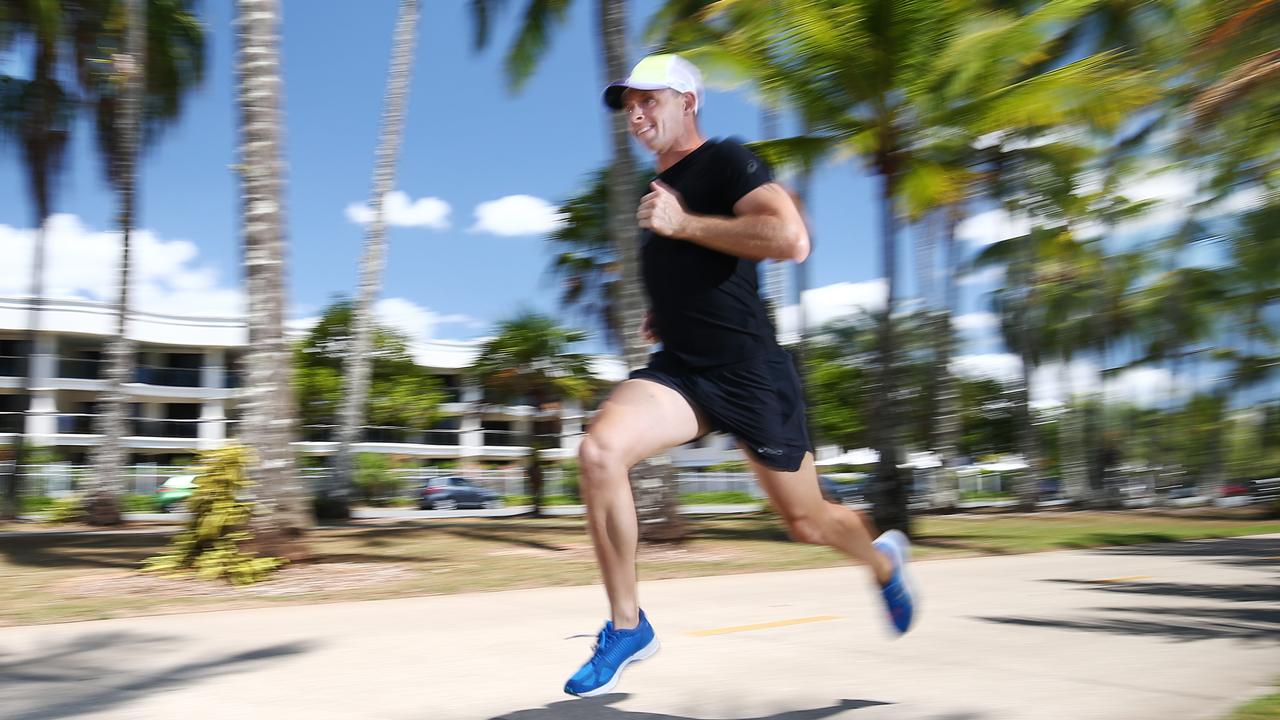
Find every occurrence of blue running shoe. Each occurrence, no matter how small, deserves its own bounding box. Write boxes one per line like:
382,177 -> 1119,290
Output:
564,610 -> 661,697
873,529 -> 916,634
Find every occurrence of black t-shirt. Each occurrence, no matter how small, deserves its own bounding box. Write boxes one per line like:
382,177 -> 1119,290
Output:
641,137 -> 778,369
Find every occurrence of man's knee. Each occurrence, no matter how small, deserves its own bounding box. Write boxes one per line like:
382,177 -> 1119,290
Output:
578,434 -> 632,494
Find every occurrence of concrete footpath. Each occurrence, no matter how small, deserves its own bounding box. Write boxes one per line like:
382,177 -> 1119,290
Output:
1,535 -> 1276,720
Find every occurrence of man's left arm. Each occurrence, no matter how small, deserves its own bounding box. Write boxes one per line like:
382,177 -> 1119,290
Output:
638,180 -> 810,263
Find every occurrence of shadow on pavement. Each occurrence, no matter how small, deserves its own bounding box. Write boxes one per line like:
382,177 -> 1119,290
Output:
0,630 -> 313,720
974,537 -> 1280,643
1086,535 -> 1280,570
1042,578 -> 1279,604
975,603 -> 1278,643
489,694 -> 890,720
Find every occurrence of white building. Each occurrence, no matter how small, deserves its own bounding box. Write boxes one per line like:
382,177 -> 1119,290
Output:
0,296 -> 653,468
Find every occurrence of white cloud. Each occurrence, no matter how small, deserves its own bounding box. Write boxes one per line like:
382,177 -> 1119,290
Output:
469,195 -> 566,237
802,279 -> 888,326
1031,359 -> 1100,405
1112,170 -> 1265,237
1102,366 -> 1185,408
374,297 -> 475,345
346,191 -> 451,229
956,209 -> 1030,248
0,214 -> 244,317
952,353 -> 1023,384
953,312 -> 999,333
950,353 -> 1192,408
776,279 -> 888,337
957,265 -> 1005,287
285,315 -> 320,339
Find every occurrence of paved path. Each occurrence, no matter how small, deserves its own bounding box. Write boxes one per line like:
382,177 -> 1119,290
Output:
1,535 -> 1276,720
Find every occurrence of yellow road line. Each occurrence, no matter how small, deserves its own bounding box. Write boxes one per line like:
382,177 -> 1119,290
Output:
1085,576 -> 1151,584
688,615 -> 843,637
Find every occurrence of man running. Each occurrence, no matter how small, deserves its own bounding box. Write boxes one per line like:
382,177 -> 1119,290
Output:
565,53 -> 916,698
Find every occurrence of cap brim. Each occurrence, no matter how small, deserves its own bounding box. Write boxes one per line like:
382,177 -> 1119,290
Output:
603,81 -> 672,109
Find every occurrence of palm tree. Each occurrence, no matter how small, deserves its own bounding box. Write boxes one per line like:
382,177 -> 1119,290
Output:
469,0 -> 646,369
332,0 -> 420,518
672,0 -> 1156,532
547,167 -> 652,348
0,0 -> 204,522
0,2 -> 73,520
85,0 -> 205,525
470,0 -> 682,539
470,313 -> 596,516
1189,0 -> 1280,124
85,0 -> 146,525
234,0 -> 308,555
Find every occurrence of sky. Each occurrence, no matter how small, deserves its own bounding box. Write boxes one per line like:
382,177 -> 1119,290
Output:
0,2 -> 894,335
0,0 -> 1224,406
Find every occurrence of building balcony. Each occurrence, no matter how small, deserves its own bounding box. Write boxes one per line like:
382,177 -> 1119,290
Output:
299,424 -> 463,446
0,355 -> 28,378
133,364 -> 202,388
57,357 -> 103,380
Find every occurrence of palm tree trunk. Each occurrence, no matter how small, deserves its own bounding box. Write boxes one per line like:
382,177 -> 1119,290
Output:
933,206 -> 963,493
5,37 -> 61,521
792,156 -> 814,408
235,0 -> 309,557
1057,356 -> 1087,502
88,0 -> 146,526
760,106 -> 786,331
871,169 -> 909,535
597,0 -> 683,541
333,0 -> 420,517
4,217 -> 48,521
1012,236 -> 1039,510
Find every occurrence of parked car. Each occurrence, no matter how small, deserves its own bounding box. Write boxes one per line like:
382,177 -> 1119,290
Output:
1037,478 -> 1062,500
818,475 -> 865,505
155,474 -> 197,512
1221,480 -> 1254,498
417,476 -> 504,510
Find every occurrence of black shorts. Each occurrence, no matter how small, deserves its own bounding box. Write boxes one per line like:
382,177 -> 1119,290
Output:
630,348 -> 813,472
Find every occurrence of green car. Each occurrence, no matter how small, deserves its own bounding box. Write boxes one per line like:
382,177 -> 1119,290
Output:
155,474 -> 197,512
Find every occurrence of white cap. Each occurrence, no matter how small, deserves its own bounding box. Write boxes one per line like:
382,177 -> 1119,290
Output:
603,54 -> 704,114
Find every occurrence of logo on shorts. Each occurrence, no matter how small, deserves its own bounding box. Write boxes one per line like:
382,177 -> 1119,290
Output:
756,446 -> 783,456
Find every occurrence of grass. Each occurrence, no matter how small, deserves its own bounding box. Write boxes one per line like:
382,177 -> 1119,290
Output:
960,491 -> 1016,501
1224,683 -> 1280,720
0,508 -> 1276,627
679,491 -> 758,504
500,492 -> 759,506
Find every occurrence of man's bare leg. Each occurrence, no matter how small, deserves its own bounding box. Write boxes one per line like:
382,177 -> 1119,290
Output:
578,380 -> 708,629
742,447 -> 893,584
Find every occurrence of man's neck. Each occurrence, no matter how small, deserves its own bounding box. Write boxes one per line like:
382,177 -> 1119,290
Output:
655,130 -> 707,173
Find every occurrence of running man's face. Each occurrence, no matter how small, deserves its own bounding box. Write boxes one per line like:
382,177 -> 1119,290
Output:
620,88 -> 693,153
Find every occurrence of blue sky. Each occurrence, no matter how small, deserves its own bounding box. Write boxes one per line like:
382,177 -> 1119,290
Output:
0,0 -> 910,347
8,1 -> 1228,408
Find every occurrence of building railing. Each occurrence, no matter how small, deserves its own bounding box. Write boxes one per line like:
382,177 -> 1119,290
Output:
300,424 -> 464,446
130,417 -> 202,438
0,355 -> 28,377
57,357 -> 103,380
133,364 -> 202,388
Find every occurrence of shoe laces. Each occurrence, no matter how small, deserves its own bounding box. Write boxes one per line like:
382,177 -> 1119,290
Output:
565,626 -> 619,659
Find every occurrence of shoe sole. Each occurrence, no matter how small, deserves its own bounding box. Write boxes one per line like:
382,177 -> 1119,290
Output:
570,636 -> 662,698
